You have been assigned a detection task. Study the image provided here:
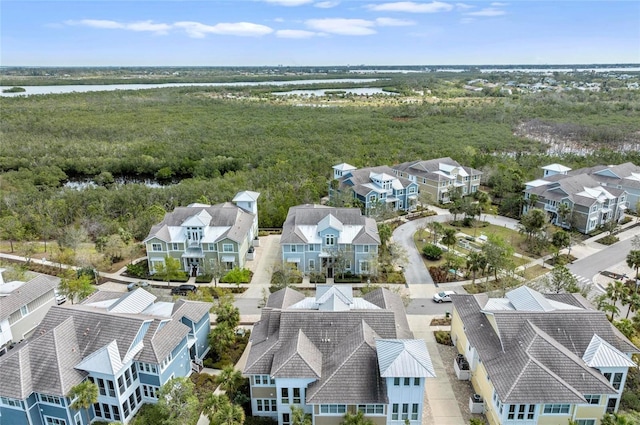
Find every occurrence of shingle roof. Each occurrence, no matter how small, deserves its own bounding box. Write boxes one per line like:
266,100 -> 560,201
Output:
452,288 -> 639,404
245,287 -> 429,404
0,274 -> 58,320
393,157 -> 482,180
266,287 -> 306,309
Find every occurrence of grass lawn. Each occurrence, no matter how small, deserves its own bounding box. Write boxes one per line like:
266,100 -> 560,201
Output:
519,265 -> 549,281
463,277 -> 521,295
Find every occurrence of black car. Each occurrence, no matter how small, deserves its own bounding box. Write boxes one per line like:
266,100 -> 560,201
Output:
171,284 -> 197,296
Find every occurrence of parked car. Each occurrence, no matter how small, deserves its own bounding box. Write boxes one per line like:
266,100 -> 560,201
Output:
127,281 -> 150,291
171,284 -> 197,296
55,293 -> 67,305
433,290 -> 456,303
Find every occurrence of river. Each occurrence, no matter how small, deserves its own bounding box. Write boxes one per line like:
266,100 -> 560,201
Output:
0,78 -> 380,97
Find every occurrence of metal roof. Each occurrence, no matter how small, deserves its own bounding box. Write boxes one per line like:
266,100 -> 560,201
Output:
376,339 -> 435,378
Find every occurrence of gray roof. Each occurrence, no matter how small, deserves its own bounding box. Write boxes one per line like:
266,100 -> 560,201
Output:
245,287 -> 427,404
145,201 -> 254,244
338,165 -> 414,192
0,292 -> 210,398
0,274 -> 58,320
452,288 -> 639,404
393,157 -> 482,180
281,204 -> 380,245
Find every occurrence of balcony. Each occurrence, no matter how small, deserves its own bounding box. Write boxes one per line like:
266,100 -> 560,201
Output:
544,203 -> 557,212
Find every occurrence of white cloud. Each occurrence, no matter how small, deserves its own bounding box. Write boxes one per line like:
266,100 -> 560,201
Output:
276,29 -> 318,38
174,21 -> 273,37
460,17 -> 475,24
273,17 -> 285,22
306,18 -> 376,35
65,19 -> 171,34
262,0 -> 313,6
466,7 -> 506,16
491,2 -> 508,6
455,3 -> 474,9
66,19 -> 272,38
375,17 -> 415,26
367,1 -> 453,13
314,1 -> 340,8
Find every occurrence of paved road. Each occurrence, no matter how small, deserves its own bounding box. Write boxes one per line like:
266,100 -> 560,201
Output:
407,298 -> 454,315
568,237 -> 635,284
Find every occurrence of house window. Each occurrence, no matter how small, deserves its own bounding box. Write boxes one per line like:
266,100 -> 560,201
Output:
291,245 -> 297,253
131,364 -> 137,381
124,369 -> 131,387
93,403 -> 102,417
129,393 -> 136,410
135,388 -> 142,404
113,405 -> 121,421
401,403 -> 409,420
20,305 -> 29,316
171,243 -> 179,250
612,373 -> 623,390
319,405 -> 346,414
543,404 -> 570,414
151,243 -> 162,252
253,375 -> 274,385
309,259 -> 315,271
363,245 -> 369,253
411,404 -> 419,420
96,378 -> 106,396
281,388 -> 289,404
584,395 -> 600,405
293,388 -> 301,404
357,405 -> 385,415
508,404 -> 535,420
142,385 -> 159,399
607,398 -> 617,413
404,377 -> 410,386
414,377 -> 420,386
392,404 -> 399,420
107,380 -> 116,397
345,261 -> 351,270
103,403 -> 111,420
44,418 -> 67,425
0,397 -> 21,408
256,399 -> 278,412
394,377 -> 400,386
118,376 -> 125,395
409,187 -> 416,193
325,235 -> 335,246
308,245 -> 315,252
576,420 -> 596,425
360,261 -> 369,273
223,244 -> 234,252
283,413 -> 290,425
122,400 -> 129,418
39,394 -> 63,405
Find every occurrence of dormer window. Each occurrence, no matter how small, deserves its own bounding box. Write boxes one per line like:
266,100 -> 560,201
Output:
325,235 -> 335,246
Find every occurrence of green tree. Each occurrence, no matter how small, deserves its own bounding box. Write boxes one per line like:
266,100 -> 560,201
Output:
551,230 -> 571,261
209,323 -> 236,361
482,234 -> 515,287
213,293 -> 240,329
626,250 -> 640,281
377,223 -> 392,246
58,270 -> 95,304
68,380 -> 98,425
203,393 -> 229,421
210,399 -> 245,425
158,377 -> 200,425
429,221 -> 444,244
624,292 -> 640,319
0,214 -> 25,253
291,405 -> 312,425
154,255 -> 186,286
601,413 -> 634,425
216,366 -> 244,396
541,264 -> 580,294
341,410 -> 374,425
466,251 -> 487,284
519,208 -> 547,241
422,244 -> 443,261
556,202 -> 573,228
441,228 -> 457,252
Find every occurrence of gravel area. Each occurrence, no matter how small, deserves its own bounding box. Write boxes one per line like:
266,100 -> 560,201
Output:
436,341 -> 487,424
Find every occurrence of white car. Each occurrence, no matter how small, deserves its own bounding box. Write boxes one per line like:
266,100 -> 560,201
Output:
55,293 -> 67,305
433,290 -> 456,303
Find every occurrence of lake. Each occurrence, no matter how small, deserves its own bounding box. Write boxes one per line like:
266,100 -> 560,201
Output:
0,78 -> 380,97
272,87 -> 393,96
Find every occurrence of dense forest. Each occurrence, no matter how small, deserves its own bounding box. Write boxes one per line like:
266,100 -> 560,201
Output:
1,71 -> 639,248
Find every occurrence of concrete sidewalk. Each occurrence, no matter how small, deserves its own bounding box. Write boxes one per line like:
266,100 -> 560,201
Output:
408,315 -> 465,425
241,234 -> 280,299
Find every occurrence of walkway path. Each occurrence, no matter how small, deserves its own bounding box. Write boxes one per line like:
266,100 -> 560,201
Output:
241,235 -> 281,299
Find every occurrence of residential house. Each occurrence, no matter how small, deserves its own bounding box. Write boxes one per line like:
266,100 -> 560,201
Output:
144,191 -> 259,276
392,157 -> 482,204
0,269 -> 59,355
281,205 -> 381,277
523,164 -> 628,234
243,285 -> 435,425
573,162 -> 640,214
0,288 -> 211,425
330,164 -> 419,214
450,286 -> 639,425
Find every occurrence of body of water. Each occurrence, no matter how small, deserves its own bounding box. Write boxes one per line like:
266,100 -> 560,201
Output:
273,87 -> 393,96
0,78 -> 380,97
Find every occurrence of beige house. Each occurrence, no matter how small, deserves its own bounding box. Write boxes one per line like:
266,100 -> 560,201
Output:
393,157 -> 482,204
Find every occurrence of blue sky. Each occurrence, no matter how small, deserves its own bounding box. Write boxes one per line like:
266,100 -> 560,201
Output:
2,1 -> 639,66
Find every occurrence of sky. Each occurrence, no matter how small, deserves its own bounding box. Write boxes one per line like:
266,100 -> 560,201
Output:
1,1 -> 639,66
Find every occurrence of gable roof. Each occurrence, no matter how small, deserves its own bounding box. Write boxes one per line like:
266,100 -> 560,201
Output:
376,339 -> 435,378
452,287 -> 639,404
0,274 -> 58,321
393,157 -> 482,180
244,287 -> 430,404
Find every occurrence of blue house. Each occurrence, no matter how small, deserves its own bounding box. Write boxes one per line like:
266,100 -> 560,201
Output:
331,164 -> 419,215
0,289 -> 211,425
281,205 -> 381,277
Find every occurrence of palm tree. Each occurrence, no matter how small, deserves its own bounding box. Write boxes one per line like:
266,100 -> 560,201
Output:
291,405 -> 312,425
466,252 -> 486,285
626,250 -> 640,283
606,280 -> 629,311
341,410 -> 374,425
67,380 -> 98,425
624,292 -> 640,319
211,400 -> 245,425
429,221 -> 443,244
441,228 -> 457,252
557,202 -> 572,227
204,394 -> 231,422
216,365 -> 244,396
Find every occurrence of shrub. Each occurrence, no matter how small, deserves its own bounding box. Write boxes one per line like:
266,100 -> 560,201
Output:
221,267 -> 252,283
200,286 -> 232,298
597,235 -> 619,246
245,417 -> 278,425
621,216 -> 633,225
125,262 -> 147,278
196,273 -> 212,283
309,272 -> 326,283
434,330 -> 452,345
422,244 -> 443,260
